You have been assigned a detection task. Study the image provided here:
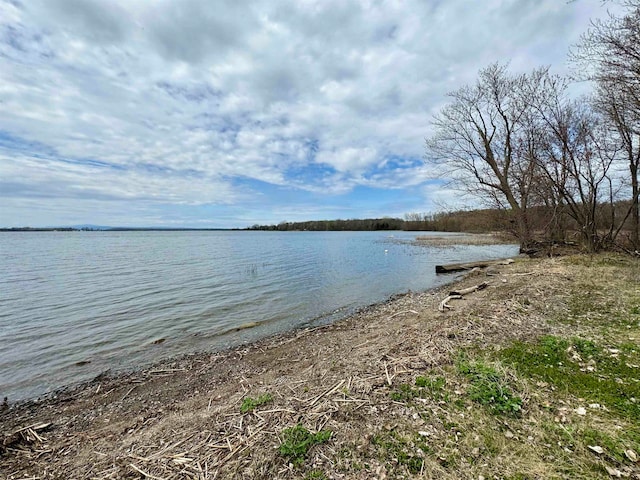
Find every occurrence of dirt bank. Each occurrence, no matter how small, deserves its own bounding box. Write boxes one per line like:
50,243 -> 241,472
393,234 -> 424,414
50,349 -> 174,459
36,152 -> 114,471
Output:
2,254 -> 639,479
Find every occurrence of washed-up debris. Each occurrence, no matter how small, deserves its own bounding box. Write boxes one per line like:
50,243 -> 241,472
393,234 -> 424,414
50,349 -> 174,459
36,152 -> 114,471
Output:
1,422 -> 51,453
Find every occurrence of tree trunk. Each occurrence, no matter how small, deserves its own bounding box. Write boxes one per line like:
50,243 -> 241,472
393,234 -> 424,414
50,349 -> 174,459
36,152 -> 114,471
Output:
631,161 -> 639,248
516,209 -> 532,251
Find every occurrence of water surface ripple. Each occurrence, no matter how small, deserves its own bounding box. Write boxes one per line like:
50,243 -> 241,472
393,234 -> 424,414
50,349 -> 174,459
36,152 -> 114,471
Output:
0,231 -> 518,401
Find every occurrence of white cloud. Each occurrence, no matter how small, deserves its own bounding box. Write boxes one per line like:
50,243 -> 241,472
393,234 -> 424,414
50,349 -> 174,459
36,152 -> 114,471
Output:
0,0 -> 621,226
316,147 -> 378,173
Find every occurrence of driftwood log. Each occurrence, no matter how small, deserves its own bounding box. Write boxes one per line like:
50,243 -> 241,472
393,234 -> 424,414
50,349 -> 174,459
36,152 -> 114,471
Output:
435,258 -> 514,274
438,282 -> 489,312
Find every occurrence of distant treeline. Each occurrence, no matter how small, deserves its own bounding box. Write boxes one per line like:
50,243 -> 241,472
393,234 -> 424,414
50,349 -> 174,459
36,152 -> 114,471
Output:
0,227 -> 78,232
247,218 -> 405,231
247,210 -> 511,232
403,210 -> 510,232
248,201 -> 640,238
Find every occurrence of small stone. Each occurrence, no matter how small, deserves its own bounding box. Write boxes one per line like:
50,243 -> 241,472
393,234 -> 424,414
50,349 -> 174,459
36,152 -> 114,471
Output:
575,407 -> 587,415
504,431 -> 514,438
588,445 -> 604,454
624,449 -> 637,462
605,465 -> 622,477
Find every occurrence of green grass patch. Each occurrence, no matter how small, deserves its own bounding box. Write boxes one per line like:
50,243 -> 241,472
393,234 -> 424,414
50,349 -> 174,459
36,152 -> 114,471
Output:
371,430 -> 429,474
279,424 -> 332,466
415,375 -> 446,391
456,358 -> 522,416
581,427 -> 640,464
304,470 -> 328,480
499,336 -> 640,422
390,375 -> 449,403
240,393 -> 273,413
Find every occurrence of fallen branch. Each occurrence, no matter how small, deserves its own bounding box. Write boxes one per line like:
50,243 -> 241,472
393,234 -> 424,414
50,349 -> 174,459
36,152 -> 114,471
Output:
439,281 -> 491,312
438,294 -> 463,312
449,282 -> 489,296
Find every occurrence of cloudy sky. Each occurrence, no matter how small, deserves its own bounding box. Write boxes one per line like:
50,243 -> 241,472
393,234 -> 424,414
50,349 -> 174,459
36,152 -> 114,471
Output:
0,0 -> 620,228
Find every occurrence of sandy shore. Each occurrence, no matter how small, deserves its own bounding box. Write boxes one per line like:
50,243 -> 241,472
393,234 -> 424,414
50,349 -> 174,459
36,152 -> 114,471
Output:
2,255 -> 638,479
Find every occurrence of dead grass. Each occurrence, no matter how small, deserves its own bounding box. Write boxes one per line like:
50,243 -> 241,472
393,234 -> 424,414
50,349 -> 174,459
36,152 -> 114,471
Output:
412,232 -> 517,247
1,254 -> 639,479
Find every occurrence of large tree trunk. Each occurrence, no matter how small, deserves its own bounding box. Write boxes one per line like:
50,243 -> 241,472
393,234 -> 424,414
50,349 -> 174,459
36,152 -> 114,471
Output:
513,207 -> 532,252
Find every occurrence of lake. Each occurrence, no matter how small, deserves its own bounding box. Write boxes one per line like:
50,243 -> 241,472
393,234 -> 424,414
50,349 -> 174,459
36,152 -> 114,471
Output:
0,230 -> 518,401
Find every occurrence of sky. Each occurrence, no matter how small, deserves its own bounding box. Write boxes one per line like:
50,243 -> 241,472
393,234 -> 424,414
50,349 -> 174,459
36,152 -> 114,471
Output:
0,0 -> 623,228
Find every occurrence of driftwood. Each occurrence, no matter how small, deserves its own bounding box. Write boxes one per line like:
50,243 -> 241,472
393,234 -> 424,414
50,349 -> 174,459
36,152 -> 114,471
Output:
438,294 -> 463,312
449,281 -> 489,296
438,282 -> 489,312
435,258 -> 514,273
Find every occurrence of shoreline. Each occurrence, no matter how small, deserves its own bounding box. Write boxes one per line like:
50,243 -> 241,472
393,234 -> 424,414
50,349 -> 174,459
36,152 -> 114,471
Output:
1,231 -> 518,405
4,254 -> 637,479
2,257 -> 528,476
2,274 -> 459,409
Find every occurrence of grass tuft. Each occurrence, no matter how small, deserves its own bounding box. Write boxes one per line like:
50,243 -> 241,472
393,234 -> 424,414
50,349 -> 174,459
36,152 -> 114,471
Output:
304,470 -> 328,480
279,424 -> 332,466
240,393 -> 273,413
390,375 -> 449,402
371,430 -> 429,474
457,358 -> 523,416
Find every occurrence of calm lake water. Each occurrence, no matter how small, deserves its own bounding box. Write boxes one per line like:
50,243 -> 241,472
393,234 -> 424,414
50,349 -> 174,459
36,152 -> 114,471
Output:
0,231 -> 518,401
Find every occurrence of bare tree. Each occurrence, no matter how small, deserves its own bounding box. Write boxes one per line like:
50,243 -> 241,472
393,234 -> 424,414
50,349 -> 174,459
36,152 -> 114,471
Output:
573,1 -> 640,246
426,64 -> 550,249
532,75 -> 620,252
540,102 -> 615,251
592,83 -> 640,246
